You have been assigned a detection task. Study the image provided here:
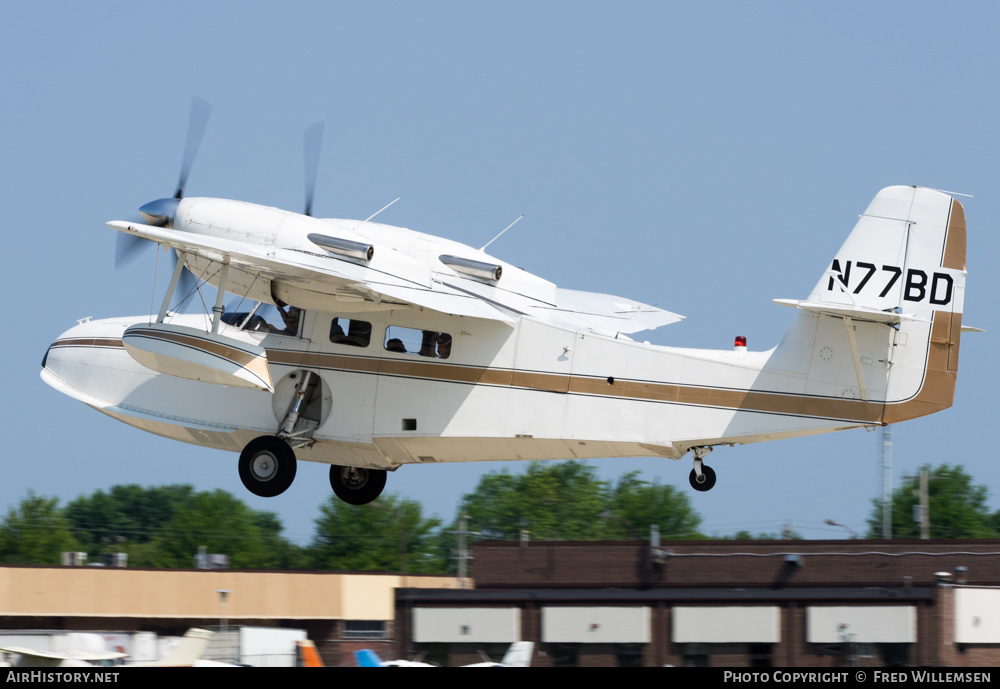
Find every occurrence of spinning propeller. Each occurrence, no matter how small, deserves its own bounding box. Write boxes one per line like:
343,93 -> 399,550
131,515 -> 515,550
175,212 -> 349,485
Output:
115,99 -> 327,313
303,121 -> 324,217
116,97 -> 213,310
116,97 -> 212,268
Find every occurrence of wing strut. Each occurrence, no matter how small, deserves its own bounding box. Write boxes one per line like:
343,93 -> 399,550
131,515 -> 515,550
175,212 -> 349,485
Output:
157,251 -> 188,323
211,260 -> 231,334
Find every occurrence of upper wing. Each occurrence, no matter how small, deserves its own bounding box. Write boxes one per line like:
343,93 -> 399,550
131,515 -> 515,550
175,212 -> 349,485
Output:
438,277 -> 683,335
110,221 -> 514,322
109,221 -> 683,335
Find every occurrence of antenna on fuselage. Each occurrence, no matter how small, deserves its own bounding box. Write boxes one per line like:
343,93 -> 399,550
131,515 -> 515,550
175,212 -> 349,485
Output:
348,197 -> 401,234
480,215 -> 524,252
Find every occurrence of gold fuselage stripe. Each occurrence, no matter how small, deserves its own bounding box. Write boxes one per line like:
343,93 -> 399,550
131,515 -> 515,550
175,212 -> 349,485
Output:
264,348 -> 884,424
51,308 -> 961,427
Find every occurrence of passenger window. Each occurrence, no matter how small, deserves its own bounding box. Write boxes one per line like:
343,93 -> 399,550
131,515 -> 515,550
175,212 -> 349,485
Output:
384,326 -> 452,359
330,317 -> 372,348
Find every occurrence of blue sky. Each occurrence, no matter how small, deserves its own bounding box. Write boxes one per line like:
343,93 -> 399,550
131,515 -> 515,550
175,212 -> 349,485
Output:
5,2 -> 999,544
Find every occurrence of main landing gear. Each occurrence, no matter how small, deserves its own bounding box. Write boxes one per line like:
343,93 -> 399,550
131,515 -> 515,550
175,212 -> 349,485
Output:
239,436 -> 298,497
330,465 -> 387,505
237,437 -> 388,505
240,368 -> 388,503
688,446 -> 717,492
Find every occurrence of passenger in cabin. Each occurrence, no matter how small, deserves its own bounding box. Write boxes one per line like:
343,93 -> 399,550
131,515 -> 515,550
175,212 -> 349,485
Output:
436,333 -> 452,359
419,330 -> 437,357
330,318 -> 373,347
347,320 -> 372,347
386,338 -> 407,353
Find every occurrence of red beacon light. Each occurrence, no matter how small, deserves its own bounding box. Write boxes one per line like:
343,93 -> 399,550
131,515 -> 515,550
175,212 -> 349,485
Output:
734,335 -> 747,350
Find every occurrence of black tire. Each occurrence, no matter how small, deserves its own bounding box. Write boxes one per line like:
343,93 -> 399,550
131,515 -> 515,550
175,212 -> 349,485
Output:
689,465 -> 717,492
329,465 -> 387,505
238,436 -> 297,497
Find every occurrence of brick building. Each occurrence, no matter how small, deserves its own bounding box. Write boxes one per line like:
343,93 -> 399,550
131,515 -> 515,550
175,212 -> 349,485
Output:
394,539 -> 1000,667
0,567 -> 462,666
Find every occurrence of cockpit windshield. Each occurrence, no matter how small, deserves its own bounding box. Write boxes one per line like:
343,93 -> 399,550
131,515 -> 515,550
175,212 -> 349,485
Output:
222,301 -> 303,337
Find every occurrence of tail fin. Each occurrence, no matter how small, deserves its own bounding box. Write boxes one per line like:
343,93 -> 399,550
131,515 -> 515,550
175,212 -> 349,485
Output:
500,641 -> 534,667
806,186 -> 965,317
776,186 -> 966,423
296,640 -> 325,667
129,628 -> 212,667
354,649 -> 384,667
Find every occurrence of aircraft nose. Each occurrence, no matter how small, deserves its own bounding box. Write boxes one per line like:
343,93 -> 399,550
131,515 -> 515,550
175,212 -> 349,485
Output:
139,197 -> 180,228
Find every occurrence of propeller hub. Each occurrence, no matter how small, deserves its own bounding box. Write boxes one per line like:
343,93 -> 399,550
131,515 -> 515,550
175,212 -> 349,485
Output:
139,198 -> 180,228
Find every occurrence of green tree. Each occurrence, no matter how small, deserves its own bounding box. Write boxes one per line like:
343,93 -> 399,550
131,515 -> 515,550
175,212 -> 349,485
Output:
64,484 -> 195,563
609,472 -> 703,540
252,510 -> 309,569
309,493 -> 446,573
458,461 -> 702,542
461,461 -> 609,541
727,529 -> 803,540
145,489 -> 295,568
866,464 -> 997,539
64,485 -> 304,568
0,491 -> 80,565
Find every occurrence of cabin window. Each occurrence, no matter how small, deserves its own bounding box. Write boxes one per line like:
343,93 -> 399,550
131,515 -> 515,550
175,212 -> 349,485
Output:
384,326 -> 452,359
329,317 -> 372,348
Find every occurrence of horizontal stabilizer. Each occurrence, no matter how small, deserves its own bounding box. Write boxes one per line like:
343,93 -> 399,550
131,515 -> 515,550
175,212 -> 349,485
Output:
772,298 -> 927,325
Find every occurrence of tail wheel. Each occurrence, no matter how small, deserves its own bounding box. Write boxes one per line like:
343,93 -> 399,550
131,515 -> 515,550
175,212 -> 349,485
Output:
239,436 -> 297,497
689,465 -> 717,492
330,465 -> 387,505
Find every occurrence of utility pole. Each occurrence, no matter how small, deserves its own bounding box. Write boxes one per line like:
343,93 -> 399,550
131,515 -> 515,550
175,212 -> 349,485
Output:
903,468 -> 946,539
917,468 -> 930,540
880,427 -> 893,539
453,514 -> 480,589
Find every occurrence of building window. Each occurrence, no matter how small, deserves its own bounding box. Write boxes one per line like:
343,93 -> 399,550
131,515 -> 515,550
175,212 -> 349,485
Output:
881,643 -> 909,667
749,643 -> 772,668
344,620 -> 386,639
681,643 -> 709,667
550,644 -> 578,667
616,643 -> 643,667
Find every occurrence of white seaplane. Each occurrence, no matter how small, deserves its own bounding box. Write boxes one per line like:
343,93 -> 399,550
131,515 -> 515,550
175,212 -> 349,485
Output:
41,100 -> 973,505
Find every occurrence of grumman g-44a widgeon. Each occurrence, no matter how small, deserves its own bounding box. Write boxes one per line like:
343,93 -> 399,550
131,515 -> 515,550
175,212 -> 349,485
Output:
41,101 -> 974,505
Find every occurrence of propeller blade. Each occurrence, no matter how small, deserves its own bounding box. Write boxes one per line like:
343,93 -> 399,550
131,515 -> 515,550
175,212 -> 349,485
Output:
303,121 -> 324,217
174,97 -> 212,200
115,232 -> 150,269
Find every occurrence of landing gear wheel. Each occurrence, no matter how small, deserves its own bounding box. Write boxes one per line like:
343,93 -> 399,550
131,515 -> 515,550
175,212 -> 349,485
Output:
330,465 -> 387,505
238,436 -> 297,497
689,465 -> 717,492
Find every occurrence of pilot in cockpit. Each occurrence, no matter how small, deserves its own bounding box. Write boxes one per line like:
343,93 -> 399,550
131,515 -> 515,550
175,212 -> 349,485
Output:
278,304 -> 301,335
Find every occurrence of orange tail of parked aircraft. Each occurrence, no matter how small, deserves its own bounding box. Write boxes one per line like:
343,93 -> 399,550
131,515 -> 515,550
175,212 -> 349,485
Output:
296,640 -> 324,667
